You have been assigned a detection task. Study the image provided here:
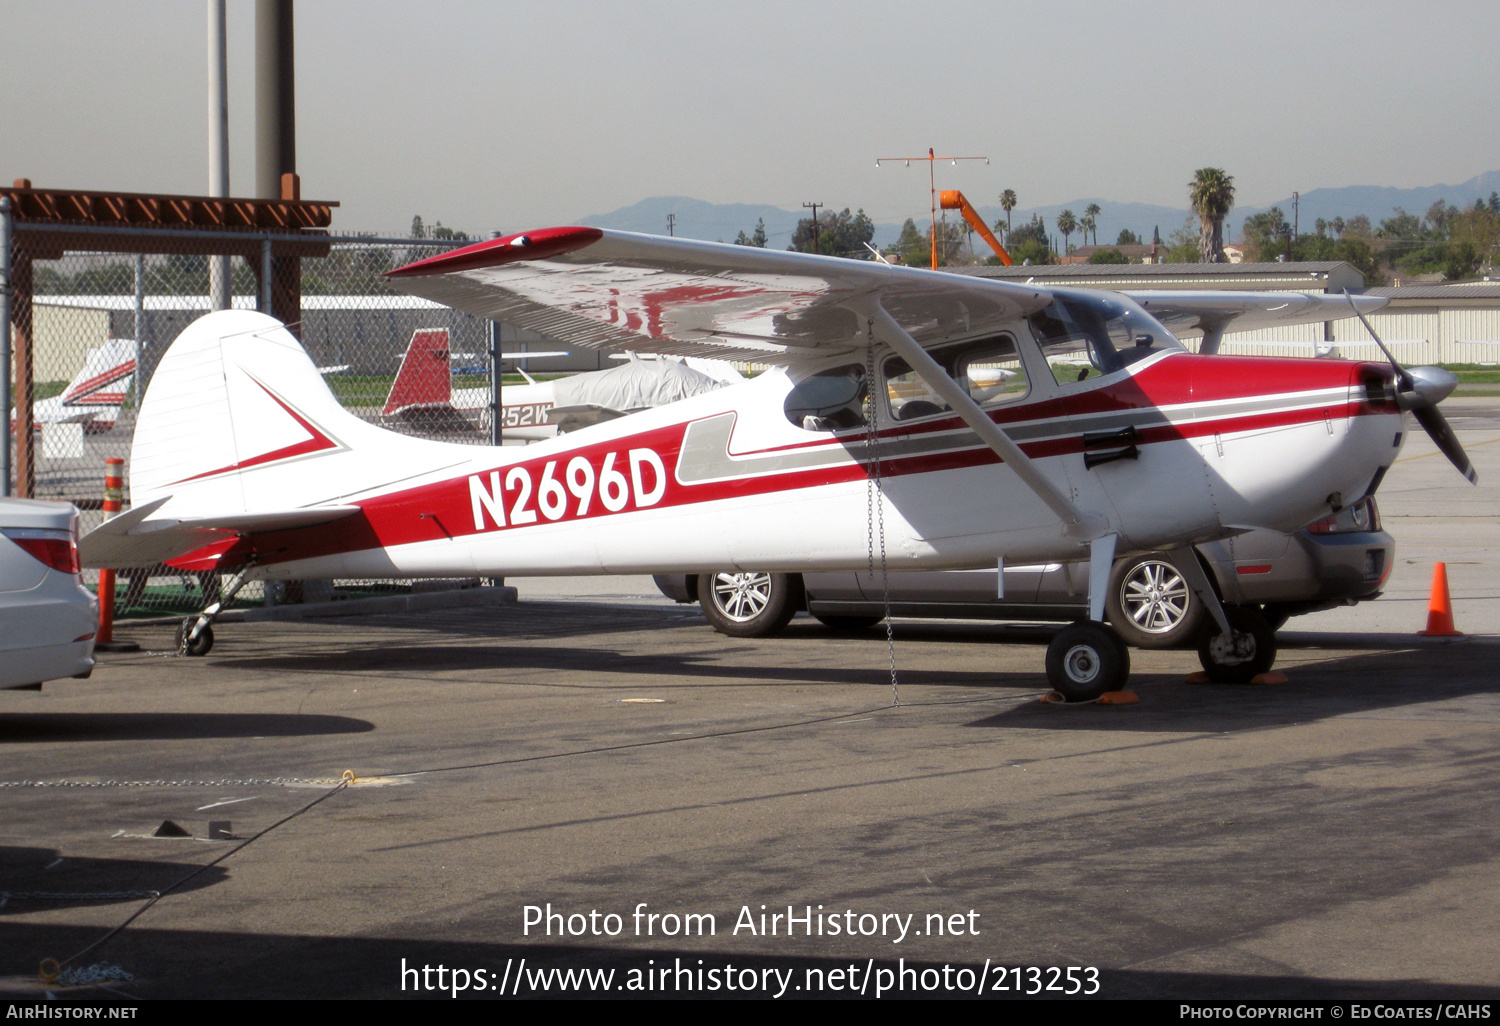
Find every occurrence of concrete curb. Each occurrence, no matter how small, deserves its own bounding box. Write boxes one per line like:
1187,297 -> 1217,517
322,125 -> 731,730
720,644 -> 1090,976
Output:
121,585 -> 518,627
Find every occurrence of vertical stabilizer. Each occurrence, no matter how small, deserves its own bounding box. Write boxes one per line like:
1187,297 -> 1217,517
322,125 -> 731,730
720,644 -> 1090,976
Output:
383,328 -> 454,416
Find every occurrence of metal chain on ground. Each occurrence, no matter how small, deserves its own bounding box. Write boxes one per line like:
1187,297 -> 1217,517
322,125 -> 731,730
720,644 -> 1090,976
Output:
0,777 -> 349,789
57,964 -> 136,987
863,338 -> 900,707
2,891 -> 160,907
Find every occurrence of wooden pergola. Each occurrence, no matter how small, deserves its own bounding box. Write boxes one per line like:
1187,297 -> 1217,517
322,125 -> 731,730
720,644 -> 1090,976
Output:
2,175 -> 338,496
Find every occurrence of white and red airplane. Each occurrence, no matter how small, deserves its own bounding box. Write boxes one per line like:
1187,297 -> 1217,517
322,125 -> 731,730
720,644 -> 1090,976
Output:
383,326 -> 735,439
20,338 -> 136,433
81,227 -> 1473,699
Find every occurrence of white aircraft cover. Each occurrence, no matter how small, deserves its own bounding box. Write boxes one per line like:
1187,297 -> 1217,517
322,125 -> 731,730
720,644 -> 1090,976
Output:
550,357 -> 726,412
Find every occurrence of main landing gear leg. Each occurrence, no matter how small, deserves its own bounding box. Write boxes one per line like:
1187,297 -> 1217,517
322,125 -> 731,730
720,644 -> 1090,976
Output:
1045,534 -> 1132,702
175,566 -> 256,657
1163,546 -> 1277,683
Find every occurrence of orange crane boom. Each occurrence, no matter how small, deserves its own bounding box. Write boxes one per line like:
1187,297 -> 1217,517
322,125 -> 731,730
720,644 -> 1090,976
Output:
939,190 -> 1013,266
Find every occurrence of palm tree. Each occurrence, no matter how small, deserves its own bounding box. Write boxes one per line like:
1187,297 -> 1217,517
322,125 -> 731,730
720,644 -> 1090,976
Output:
1084,202 -> 1101,245
1057,209 -> 1078,254
999,189 -> 1017,238
1188,168 -> 1236,263
1080,215 -> 1096,249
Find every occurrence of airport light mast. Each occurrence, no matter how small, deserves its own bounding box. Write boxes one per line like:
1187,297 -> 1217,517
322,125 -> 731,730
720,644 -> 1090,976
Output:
876,149 -> 989,269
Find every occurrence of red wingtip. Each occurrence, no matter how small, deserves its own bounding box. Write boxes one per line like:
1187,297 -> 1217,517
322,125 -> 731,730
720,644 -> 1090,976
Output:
386,226 -> 604,278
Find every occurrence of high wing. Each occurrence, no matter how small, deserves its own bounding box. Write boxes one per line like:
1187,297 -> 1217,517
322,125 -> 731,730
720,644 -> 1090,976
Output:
1124,290 -> 1389,343
386,227 -> 1055,363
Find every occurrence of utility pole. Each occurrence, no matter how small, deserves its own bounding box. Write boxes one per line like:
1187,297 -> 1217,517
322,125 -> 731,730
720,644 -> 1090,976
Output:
877,149 -> 990,269
1292,191 -> 1300,243
666,213 -> 675,237
802,202 -> 823,252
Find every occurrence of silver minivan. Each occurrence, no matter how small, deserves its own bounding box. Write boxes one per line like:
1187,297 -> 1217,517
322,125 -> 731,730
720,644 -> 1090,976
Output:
655,497 -> 1391,648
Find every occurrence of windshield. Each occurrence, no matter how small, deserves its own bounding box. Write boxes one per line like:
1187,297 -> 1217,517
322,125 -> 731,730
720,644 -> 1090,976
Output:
1027,289 -> 1183,385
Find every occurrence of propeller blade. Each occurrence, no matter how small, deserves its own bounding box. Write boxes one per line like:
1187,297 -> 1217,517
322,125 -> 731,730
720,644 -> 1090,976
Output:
1344,291 -> 1475,485
1413,405 -> 1478,484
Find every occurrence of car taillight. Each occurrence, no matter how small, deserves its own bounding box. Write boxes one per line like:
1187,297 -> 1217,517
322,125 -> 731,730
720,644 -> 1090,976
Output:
2,528 -> 81,574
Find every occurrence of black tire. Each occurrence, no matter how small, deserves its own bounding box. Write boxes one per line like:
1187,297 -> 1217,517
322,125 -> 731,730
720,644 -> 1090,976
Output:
1197,606 -> 1277,683
1045,620 -> 1131,702
1105,552 -> 1206,649
811,613 -> 882,632
697,572 -> 803,638
174,617 -> 214,657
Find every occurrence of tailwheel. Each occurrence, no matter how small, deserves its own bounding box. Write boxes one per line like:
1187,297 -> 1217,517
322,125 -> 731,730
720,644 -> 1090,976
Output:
175,617 -> 215,657
1045,620 -> 1131,702
1197,606 -> 1277,683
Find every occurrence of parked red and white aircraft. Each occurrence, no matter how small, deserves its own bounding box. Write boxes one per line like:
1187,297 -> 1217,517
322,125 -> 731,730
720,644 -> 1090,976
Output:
383,326 -> 737,439
18,338 -> 136,433
81,227 -> 1473,699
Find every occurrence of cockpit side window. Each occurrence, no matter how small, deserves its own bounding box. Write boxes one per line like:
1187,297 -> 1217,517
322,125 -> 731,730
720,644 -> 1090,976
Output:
882,335 -> 1028,422
1028,291 -> 1182,385
784,364 -> 868,432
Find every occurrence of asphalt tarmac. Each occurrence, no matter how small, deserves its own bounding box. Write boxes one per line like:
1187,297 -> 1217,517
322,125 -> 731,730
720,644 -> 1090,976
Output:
3,403 -> 1498,1001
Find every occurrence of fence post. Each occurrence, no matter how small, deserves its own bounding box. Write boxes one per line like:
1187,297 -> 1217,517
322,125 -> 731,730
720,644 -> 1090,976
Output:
1,195 -> 11,497
260,236 -> 273,314
133,253 -> 145,407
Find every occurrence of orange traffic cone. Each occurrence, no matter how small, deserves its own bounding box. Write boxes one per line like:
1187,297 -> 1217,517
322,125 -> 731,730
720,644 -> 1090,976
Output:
1418,562 -> 1463,637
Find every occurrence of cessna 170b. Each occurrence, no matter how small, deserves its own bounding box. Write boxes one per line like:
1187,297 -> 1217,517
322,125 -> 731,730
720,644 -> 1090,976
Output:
80,227 -> 1474,700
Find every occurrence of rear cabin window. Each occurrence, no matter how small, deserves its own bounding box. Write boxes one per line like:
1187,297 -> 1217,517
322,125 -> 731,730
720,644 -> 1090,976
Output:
784,364 -> 868,431
882,336 -> 1028,422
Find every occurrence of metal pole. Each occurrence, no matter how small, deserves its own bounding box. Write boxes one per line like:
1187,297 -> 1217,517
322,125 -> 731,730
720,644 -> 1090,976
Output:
208,0 -> 232,309
133,254 -> 145,407
488,230 -> 502,446
255,0 -> 295,200
0,196 -> 11,497
260,237 -> 273,313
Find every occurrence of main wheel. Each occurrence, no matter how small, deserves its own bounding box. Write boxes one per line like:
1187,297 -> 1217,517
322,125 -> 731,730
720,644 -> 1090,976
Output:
811,613 -> 882,632
1197,606 -> 1277,683
697,572 -> 803,638
1106,552 -> 1206,649
1045,620 -> 1131,702
174,617 -> 214,657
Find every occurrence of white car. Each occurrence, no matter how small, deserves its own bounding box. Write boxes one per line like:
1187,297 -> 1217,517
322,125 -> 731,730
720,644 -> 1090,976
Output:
1,498 -> 97,689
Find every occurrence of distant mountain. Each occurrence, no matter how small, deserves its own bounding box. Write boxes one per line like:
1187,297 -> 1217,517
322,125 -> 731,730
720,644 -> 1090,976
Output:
578,172 -> 1500,252
1250,170 -> 1500,232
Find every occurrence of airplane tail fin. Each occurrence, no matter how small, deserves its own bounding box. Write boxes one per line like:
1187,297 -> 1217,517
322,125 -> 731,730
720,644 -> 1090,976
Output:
383,327 -> 453,416
130,310 -> 371,511
61,338 -> 137,406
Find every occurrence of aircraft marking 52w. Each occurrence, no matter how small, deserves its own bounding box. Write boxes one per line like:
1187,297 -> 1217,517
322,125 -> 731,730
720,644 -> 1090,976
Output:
81,227 -> 1473,698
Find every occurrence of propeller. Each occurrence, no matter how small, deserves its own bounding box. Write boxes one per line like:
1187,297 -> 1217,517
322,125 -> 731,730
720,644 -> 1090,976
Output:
1344,292 -> 1477,484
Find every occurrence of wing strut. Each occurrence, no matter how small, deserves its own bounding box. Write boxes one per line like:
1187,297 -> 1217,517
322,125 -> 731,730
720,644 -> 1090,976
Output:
855,298 -> 1109,542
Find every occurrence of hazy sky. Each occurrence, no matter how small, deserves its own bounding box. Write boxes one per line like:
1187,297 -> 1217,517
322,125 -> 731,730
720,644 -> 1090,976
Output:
4,0 -> 1497,234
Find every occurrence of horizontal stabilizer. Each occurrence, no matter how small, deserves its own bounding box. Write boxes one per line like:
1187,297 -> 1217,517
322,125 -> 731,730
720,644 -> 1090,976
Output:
81,501 -> 358,569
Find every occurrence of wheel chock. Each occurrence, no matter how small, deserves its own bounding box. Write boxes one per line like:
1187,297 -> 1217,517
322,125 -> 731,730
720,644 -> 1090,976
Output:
1249,670 -> 1288,685
152,820 -> 191,837
1040,689 -> 1138,705
1185,671 -> 1210,684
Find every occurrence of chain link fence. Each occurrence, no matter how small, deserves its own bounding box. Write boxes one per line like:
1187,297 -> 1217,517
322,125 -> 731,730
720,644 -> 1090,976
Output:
7,223 -> 578,617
